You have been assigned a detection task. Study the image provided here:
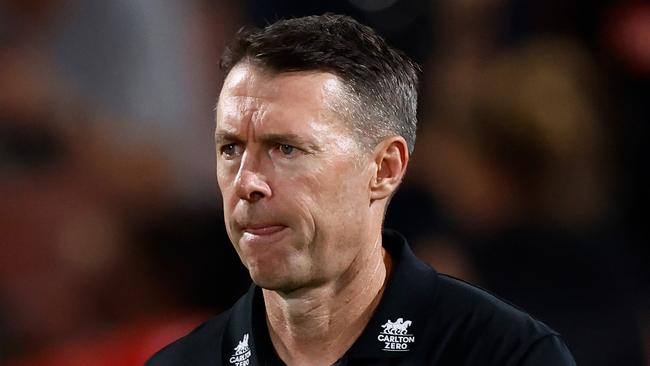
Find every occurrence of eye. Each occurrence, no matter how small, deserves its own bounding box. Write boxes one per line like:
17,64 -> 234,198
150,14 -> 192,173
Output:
278,144 -> 295,155
220,143 -> 242,158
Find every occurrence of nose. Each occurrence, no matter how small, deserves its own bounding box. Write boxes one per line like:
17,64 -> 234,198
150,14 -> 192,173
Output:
235,153 -> 272,202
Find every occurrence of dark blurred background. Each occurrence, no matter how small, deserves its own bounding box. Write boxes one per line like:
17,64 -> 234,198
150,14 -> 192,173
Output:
0,0 -> 647,365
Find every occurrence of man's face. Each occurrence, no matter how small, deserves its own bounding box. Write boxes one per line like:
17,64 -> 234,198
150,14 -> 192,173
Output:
215,63 -> 375,292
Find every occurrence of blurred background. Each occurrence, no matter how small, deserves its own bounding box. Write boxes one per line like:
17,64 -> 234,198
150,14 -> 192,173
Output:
0,0 -> 647,365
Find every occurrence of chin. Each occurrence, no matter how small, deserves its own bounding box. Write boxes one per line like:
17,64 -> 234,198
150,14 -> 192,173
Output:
248,266 -> 305,293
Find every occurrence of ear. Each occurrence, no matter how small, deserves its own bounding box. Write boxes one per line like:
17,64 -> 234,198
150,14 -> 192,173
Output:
370,136 -> 409,201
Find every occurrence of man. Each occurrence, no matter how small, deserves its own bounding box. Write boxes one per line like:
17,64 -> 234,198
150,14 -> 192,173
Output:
147,14 -> 576,365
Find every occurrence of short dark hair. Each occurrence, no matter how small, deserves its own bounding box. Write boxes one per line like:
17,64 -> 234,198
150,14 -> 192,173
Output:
220,14 -> 419,154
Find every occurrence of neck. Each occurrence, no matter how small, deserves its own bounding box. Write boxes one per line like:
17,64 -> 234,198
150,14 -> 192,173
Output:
263,235 -> 391,366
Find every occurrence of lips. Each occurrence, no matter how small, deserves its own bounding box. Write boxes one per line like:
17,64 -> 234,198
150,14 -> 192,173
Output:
242,225 -> 286,236
239,224 -> 289,246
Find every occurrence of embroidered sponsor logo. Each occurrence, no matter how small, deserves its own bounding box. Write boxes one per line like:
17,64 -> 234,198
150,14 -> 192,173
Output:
229,333 -> 251,365
378,318 -> 414,352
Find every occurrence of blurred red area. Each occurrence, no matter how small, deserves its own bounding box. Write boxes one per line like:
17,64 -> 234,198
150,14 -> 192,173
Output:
604,1 -> 650,76
6,315 -> 205,366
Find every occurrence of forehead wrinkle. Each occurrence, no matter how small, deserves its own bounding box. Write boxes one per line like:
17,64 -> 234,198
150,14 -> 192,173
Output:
247,108 -> 269,143
217,100 -> 274,147
216,94 -> 263,136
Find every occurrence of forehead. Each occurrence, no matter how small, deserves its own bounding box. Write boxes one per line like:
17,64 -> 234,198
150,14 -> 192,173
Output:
221,63 -> 344,99
216,63 -> 346,129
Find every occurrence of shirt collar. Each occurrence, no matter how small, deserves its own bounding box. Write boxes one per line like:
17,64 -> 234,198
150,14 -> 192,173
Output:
346,229 -> 439,359
222,229 -> 440,364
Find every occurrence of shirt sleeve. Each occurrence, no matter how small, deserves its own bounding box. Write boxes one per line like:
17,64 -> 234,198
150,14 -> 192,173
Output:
518,335 -> 576,366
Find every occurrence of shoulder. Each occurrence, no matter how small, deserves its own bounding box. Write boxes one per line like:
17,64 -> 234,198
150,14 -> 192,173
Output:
428,274 -> 575,365
145,310 -> 231,366
435,274 -> 553,333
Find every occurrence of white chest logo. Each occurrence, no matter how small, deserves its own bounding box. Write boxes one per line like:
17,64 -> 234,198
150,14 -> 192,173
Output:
229,333 -> 251,366
378,318 -> 415,352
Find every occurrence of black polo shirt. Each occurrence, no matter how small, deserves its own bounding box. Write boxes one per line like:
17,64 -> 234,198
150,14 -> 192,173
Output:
147,230 -> 576,365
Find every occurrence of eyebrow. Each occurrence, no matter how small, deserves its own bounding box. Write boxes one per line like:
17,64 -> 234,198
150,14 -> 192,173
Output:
214,131 -> 242,145
261,133 -> 319,150
214,131 -> 322,153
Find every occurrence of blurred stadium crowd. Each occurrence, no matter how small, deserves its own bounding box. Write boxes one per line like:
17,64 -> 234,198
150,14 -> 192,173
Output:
0,0 -> 648,365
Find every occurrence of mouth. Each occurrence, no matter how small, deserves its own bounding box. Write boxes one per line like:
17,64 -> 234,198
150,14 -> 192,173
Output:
240,224 -> 288,245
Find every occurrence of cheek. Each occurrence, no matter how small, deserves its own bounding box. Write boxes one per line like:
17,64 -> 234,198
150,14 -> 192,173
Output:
295,160 -> 369,224
273,175 -> 318,234
217,166 -> 237,203
216,161 -> 232,186
216,167 -> 239,238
